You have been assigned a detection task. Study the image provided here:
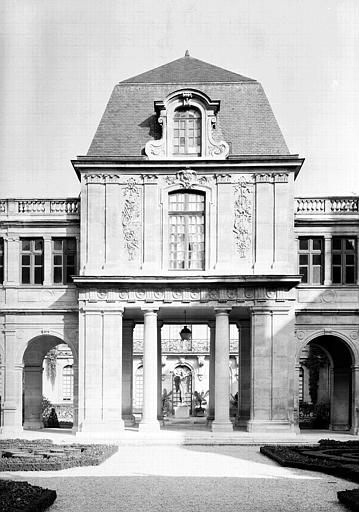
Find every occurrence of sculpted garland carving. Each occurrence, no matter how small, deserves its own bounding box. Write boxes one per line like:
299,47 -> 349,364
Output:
122,178 -> 141,261
233,177 -> 253,258
165,170 -> 210,189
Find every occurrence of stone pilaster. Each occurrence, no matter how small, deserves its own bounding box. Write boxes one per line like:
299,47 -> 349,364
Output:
142,178 -> 160,271
4,236 -> 20,286
86,179 -> 105,273
324,235 -> 332,285
254,173 -> 274,273
2,329 -> 23,433
212,308 -> 233,432
157,321 -> 163,420
272,173 -> 291,273
247,306 -> 293,433
122,320 -> 135,425
139,308 -> 160,431
72,364 -> 79,433
77,306 -> 125,436
43,236 -> 52,285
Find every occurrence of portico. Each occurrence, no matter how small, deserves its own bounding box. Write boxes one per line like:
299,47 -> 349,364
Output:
74,278 -> 298,436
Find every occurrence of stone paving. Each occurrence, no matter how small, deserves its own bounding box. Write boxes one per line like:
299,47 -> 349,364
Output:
0,444 -> 352,511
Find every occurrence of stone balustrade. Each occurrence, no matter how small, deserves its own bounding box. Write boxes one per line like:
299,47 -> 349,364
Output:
0,199 -> 79,216
133,337 -> 239,354
295,197 -> 359,214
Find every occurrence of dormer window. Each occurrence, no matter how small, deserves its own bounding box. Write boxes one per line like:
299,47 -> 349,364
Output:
173,108 -> 201,156
145,89 -> 229,160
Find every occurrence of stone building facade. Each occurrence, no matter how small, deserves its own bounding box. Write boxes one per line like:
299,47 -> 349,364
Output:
0,54 -> 358,437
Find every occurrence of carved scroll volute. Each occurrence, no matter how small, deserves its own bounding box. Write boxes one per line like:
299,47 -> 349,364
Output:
145,110 -> 167,159
207,115 -> 229,159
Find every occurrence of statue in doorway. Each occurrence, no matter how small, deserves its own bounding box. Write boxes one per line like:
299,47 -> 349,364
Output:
174,368 -> 188,404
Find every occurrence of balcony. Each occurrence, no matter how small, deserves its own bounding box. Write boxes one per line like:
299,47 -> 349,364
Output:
295,197 -> 359,215
0,199 -> 80,218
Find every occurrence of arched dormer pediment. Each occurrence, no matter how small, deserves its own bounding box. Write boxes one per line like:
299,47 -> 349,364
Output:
145,89 -> 229,160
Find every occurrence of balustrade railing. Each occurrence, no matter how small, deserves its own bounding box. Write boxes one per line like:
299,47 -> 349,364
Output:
0,199 -> 79,216
133,338 -> 239,353
295,197 -> 358,214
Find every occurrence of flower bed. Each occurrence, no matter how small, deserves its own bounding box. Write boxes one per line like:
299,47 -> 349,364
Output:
260,440 -> 359,512
0,439 -> 118,472
0,479 -> 56,511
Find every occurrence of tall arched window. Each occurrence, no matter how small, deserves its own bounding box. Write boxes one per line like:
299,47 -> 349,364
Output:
169,191 -> 205,270
173,108 -> 201,156
62,365 -> 73,401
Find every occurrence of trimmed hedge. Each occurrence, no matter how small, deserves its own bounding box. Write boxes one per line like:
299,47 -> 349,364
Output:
0,440 -> 118,472
260,444 -> 359,483
0,479 -> 56,511
338,489 -> 359,512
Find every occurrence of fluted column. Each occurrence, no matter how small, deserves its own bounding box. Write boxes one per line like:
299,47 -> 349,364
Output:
236,320 -> 251,426
212,308 -> 233,432
72,364 -> 79,433
139,308 -> 160,431
157,321 -> 163,420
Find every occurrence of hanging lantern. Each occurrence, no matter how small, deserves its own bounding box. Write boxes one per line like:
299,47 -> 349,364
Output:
179,310 -> 192,341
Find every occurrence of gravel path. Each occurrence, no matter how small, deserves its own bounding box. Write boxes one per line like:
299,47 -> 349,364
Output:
1,445 -> 351,511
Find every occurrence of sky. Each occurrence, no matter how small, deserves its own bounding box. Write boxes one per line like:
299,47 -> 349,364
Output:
1,0 -> 358,198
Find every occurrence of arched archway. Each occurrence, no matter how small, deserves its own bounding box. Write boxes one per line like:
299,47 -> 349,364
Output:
22,335 -> 77,430
298,335 -> 353,431
172,364 -> 193,412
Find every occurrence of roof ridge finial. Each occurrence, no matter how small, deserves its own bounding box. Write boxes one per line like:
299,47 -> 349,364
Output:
185,49 -> 190,57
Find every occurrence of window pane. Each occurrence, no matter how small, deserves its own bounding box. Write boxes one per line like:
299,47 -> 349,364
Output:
346,239 -> 355,251
332,266 -> 341,283
22,268 -> 30,284
34,267 -> 43,284
346,254 -> 355,265
332,238 -> 342,250
312,266 -> 322,284
299,239 -> 308,251
299,267 -> 308,283
35,255 -> 42,266
312,254 -> 321,266
332,254 -> 341,265
22,240 -> 30,251
22,255 -> 30,265
346,267 -> 355,284
54,267 -> 62,283
54,239 -> 63,251
299,255 -> 308,265
54,255 -> 62,266
66,238 -> 76,251
34,240 -> 43,251
312,239 -> 322,251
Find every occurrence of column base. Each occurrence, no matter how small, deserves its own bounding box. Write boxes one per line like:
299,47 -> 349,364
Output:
211,420 -> 233,433
138,421 -> 161,433
23,420 -> 43,430
246,420 -> 292,433
1,426 -> 24,436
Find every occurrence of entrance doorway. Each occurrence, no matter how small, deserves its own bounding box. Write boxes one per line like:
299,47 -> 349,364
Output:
298,335 -> 353,431
172,365 -> 193,413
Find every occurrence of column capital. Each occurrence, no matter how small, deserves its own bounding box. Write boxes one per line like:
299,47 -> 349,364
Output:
214,307 -> 231,316
141,307 -> 159,314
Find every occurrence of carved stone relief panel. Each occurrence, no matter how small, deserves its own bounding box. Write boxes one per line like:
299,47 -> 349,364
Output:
233,176 -> 253,258
121,178 -> 142,261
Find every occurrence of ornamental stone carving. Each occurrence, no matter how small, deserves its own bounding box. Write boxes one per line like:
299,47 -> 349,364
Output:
165,169 -> 203,189
233,177 -> 253,258
122,178 -> 141,261
255,173 -> 273,183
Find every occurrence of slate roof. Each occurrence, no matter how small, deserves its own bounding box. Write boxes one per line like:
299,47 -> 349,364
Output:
121,54 -> 255,84
87,54 -> 290,157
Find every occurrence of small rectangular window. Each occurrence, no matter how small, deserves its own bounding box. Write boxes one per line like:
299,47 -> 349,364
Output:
20,238 -> 44,285
298,237 -> 323,284
52,238 -> 77,284
332,238 -> 356,285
